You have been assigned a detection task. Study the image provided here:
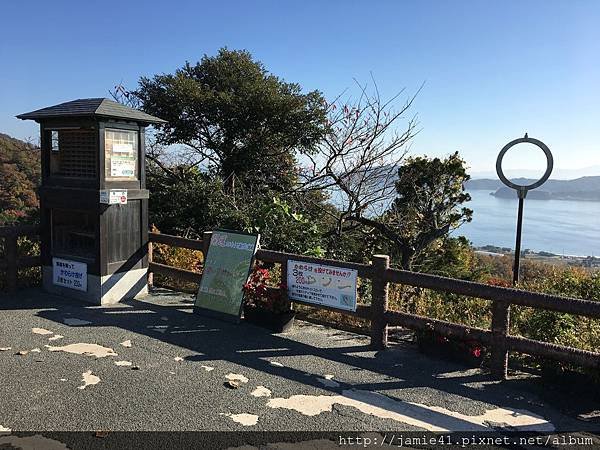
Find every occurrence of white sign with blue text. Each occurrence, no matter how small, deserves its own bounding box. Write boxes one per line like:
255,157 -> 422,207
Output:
52,258 -> 87,292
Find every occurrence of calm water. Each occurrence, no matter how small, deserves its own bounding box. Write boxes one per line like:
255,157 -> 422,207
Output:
458,190 -> 600,256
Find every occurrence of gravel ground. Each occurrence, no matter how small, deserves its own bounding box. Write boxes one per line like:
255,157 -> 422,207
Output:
0,288 -> 598,448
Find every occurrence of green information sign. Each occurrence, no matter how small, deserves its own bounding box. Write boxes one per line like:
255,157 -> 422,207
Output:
195,229 -> 260,323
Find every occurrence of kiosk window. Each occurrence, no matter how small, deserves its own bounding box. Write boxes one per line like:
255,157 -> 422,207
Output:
51,131 -> 60,152
48,129 -> 97,178
105,129 -> 138,180
51,209 -> 95,259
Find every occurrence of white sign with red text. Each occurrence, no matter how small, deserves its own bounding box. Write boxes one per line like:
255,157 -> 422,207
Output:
287,260 -> 357,312
99,190 -> 128,205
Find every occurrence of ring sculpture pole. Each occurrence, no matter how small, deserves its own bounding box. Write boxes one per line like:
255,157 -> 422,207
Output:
496,134 -> 553,285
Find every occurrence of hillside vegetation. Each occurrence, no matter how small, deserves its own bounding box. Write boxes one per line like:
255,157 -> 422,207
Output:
0,133 -> 40,225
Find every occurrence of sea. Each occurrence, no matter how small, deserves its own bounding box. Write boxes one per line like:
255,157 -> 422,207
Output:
459,190 -> 600,257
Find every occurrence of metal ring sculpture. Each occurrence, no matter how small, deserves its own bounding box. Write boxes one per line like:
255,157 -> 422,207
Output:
495,134 -> 553,285
496,134 -> 553,198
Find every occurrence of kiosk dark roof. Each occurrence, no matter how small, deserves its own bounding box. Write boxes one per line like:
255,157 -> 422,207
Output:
17,98 -> 166,125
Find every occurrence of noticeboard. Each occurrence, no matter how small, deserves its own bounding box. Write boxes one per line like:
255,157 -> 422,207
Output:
287,260 -> 357,312
195,230 -> 260,323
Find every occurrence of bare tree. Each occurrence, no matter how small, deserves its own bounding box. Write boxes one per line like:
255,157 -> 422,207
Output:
296,78 -> 422,235
109,83 -> 141,109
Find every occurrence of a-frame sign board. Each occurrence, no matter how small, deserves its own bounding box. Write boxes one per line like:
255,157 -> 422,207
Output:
194,229 -> 260,323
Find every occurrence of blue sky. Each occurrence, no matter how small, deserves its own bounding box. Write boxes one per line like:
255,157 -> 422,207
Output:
1,0 -> 598,175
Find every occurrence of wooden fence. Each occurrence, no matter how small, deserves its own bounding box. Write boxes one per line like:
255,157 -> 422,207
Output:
148,231 -> 600,380
0,225 -> 41,292
0,225 -> 598,381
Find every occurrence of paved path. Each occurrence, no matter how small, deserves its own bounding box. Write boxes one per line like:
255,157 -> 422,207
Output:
0,288 -> 598,447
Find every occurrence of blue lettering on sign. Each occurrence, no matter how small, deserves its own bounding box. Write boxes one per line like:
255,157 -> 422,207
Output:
53,258 -> 87,292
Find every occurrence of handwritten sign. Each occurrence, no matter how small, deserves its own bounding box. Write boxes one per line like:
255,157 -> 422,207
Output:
195,230 -> 260,322
287,260 -> 357,312
52,258 -> 87,292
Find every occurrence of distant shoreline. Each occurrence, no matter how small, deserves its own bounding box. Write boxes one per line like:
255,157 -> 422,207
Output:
473,244 -> 600,268
465,176 -> 600,202
486,189 -> 600,202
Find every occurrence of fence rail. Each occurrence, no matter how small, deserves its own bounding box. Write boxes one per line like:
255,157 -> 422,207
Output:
1,226 -> 597,380
148,231 -> 600,380
0,225 -> 41,292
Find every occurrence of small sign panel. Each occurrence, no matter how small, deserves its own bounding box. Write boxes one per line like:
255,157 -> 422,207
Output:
287,260 -> 358,312
100,190 -> 127,205
111,159 -> 136,177
52,258 -> 87,292
112,143 -> 134,153
195,230 -> 260,322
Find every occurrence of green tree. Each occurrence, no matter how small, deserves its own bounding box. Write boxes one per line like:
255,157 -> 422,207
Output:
147,164 -> 329,254
135,48 -> 328,192
350,152 -> 473,269
122,48 -> 333,255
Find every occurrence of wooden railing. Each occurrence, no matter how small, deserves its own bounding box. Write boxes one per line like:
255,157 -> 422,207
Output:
0,225 -> 41,292
1,226 -> 597,380
148,231 -> 600,380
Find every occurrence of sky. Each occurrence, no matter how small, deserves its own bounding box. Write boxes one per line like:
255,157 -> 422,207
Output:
1,0 -> 598,177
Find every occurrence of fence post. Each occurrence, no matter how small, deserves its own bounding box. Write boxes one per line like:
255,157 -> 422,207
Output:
202,231 -> 212,263
370,254 -> 390,350
280,259 -> 288,288
490,300 -> 510,380
6,232 -> 18,293
147,240 -> 154,287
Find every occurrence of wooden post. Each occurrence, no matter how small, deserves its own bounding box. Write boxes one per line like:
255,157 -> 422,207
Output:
370,254 -> 390,350
147,241 -> 154,287
280,258 -> 290,311
280,259 -> 288,287
490,300 -> 510,380
202,231 -> 212,263
6,232 -> 18,293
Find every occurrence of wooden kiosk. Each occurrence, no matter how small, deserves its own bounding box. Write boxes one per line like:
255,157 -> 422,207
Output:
17,98 -> 166,304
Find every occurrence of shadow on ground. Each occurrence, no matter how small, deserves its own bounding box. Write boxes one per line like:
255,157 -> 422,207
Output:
1,287 -> 598,436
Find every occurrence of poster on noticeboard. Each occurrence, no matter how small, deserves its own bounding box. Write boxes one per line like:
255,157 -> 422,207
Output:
287,260 -> 357,312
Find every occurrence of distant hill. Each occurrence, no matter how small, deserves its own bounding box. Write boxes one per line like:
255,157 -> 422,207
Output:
465,176 -> 600,201
0,133 -> 40,225
470,165 -> 600,180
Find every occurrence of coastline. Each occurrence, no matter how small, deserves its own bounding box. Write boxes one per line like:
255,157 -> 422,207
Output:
487,190 -> 600,202
474,245 -> 600,269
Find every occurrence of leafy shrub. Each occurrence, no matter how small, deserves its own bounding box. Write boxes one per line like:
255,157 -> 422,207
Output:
243,267 -> 290,314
